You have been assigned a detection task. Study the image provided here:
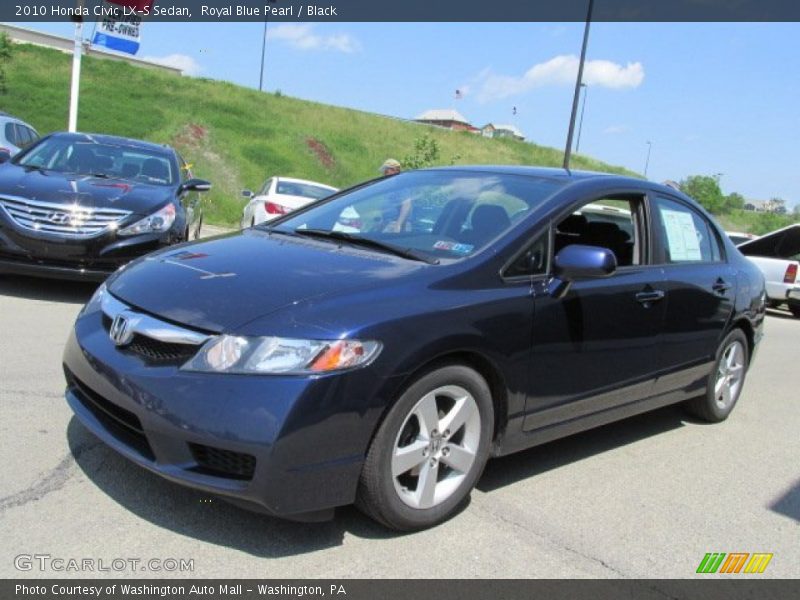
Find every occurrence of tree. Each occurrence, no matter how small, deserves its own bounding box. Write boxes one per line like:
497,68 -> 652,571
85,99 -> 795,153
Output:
403,134 -> 440,170
793,204 -> 800,219
0,32 -> 12,95
725,192 -> 745,211
680,174 -> 726,214
768,197 -> 787,214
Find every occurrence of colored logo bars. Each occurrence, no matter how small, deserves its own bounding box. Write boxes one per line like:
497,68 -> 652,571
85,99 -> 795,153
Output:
696,552 -> 773,574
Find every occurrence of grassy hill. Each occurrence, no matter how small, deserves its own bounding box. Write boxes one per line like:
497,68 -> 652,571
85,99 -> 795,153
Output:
2,43 -> 637,225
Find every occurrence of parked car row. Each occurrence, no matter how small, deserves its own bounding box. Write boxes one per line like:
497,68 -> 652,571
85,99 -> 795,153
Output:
0,113 -> 771,530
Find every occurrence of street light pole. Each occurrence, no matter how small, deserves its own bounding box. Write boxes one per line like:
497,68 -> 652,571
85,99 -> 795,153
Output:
258,17 -> 268,92
563,0 -> 594,170
575,83 -> 588,154
644,141 -> 652,178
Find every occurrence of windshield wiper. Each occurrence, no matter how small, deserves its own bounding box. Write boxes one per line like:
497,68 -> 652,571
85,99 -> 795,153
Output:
294,228 -> 439,265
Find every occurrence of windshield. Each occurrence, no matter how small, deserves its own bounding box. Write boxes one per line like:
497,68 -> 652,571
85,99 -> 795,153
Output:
276,180 -> 336,200
272,170 -> 565,261
15,136 -> 178,186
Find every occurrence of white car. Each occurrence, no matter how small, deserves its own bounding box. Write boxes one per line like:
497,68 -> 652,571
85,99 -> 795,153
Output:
241,176 -> 338,227
725,231 -> 759,246
0,112 -> 40,158
737,224 -> 800,317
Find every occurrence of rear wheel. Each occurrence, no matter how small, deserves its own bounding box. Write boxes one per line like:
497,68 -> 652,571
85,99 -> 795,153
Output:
356,365 -> 493,531
685,328 -> 749,422
789,304 -> 800,319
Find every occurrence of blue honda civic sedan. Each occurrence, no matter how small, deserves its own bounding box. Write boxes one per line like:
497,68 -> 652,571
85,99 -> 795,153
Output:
63,167 -> 765,530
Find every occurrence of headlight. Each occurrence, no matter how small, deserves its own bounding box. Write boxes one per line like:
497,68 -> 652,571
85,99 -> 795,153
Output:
118,203 -> 176,236
182,335 -> 382,375
79,282 -> 107,317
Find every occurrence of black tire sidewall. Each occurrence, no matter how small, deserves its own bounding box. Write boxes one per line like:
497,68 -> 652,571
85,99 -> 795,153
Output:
364,364 -> 494,530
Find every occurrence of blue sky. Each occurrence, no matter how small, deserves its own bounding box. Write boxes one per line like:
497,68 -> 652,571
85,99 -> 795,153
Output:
16,21 -> 800,207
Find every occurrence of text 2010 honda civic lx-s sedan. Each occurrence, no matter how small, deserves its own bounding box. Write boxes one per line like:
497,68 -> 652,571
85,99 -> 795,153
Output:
63,167 -> 766,530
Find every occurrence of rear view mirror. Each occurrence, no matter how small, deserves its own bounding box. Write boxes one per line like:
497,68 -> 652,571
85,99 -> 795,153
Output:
181,178 -> 212,193
0,148 -> 12,164
548,244 -> 617,299
241,189 -> 254,199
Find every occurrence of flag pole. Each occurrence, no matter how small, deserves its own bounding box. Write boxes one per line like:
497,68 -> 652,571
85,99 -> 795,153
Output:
68,0 -> 85,132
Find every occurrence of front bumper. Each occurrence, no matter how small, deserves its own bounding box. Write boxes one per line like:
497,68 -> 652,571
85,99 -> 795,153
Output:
0,214 -> 175,280
62,310 -> 384,517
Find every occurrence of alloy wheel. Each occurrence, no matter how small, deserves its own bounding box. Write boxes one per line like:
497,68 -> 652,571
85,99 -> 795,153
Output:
391,385 -> 481,509
714,340 -> 745,409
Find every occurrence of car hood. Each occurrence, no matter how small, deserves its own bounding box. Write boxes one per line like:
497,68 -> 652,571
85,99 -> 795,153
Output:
107,229 -> 426,332
0,164 -> 173,214
738,224 -> 800,259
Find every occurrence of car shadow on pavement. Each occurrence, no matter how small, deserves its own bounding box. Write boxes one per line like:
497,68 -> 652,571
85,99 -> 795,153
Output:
770,478 -> 800,523
477,404 -> 688,493
765,308 -> 797,321
0,275 -> 98,304
66,418 -> 401,557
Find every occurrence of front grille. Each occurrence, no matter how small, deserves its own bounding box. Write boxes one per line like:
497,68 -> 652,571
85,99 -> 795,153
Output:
101,314 -> 200,365
0,196 -> 130,237
128,334 -> 199,364
189,443 -> 256,481
65,367 -> 155,461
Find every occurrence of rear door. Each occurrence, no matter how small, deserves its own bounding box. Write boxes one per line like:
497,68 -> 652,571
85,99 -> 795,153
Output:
523,191 -> 668,431
649,194 -> 735,396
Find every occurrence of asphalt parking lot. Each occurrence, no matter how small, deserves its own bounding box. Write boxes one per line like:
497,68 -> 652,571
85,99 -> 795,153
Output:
1,269 -> 798,579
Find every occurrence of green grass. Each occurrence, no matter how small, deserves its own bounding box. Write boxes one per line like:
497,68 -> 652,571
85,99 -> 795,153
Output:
715,210 -> 796,236
2,44 -> 637,226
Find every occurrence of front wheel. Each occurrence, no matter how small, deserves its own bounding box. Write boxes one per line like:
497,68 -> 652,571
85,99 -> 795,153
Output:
356,365 -> 494,531
789,304 -> 800,319
685,328 -> 749,422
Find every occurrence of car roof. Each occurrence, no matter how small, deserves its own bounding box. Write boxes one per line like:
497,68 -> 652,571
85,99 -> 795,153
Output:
49,131 -> 174,154
275,176 -> 338,190
422,165 -> 622,181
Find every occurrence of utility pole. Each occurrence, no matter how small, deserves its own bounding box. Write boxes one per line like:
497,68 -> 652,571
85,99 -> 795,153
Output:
575,83 -> 588,153
68,0 -> 85,132
563,0 -> 594,170
258,17 -> 268,91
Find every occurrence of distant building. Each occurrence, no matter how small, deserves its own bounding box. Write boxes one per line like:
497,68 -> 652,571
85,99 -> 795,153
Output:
415,109 -> 472,131
481,123 -> 525,141
743,199 -> 786,213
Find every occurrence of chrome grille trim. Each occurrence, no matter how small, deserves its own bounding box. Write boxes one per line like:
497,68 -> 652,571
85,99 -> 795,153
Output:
0,195 -> 131,237
101,292 -> 211,346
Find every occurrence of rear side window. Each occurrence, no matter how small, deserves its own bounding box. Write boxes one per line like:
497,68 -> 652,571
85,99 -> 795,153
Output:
654,196 -> 721,263
4,122 -> 17,145
15,125 -> 33,149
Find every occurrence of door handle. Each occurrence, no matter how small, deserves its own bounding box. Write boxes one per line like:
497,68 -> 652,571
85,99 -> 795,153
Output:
712,279 -> 732,295
636,290 -> 665,304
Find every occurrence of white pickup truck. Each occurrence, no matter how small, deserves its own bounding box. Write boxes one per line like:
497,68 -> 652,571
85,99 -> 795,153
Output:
737,224 -> 800,318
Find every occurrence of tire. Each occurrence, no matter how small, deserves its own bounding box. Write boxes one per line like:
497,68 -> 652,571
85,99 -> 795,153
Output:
790,304 -> 800,319
685,328 -> 749,423
766,299 -> 781,309
356,364 -> 494,531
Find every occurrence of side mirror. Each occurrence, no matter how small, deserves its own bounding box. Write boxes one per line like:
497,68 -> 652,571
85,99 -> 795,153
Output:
241,189 -> 254,199
547,244 -> 617,299
0,148 -> 12,164
181,178 -> 212,193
